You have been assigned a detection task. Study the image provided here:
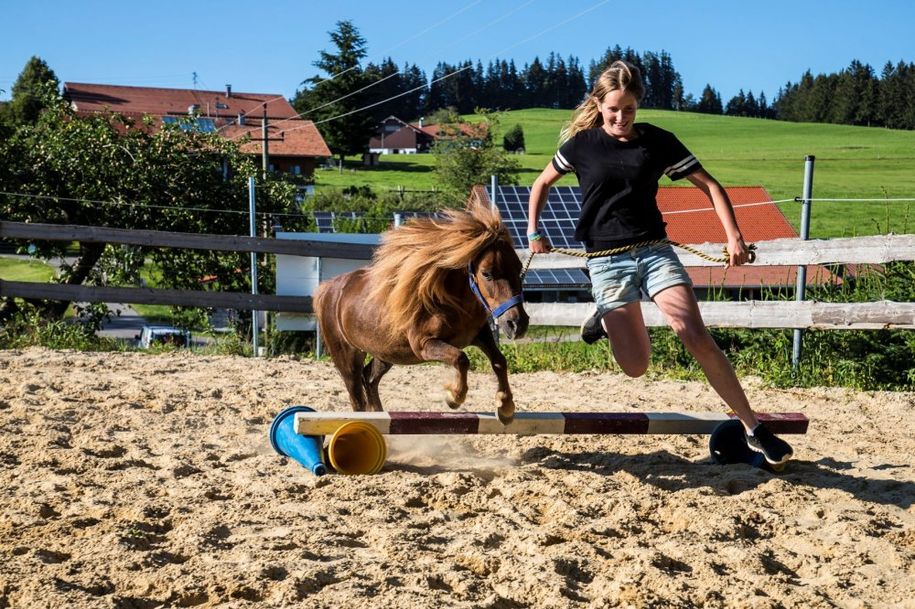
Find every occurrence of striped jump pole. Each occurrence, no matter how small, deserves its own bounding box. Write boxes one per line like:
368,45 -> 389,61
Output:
293,411 -> 809,437
280,411 -> 809,476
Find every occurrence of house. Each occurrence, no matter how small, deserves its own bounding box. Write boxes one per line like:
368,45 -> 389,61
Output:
63,82 -> 331,178
469,184 -> 839,301
368,116 -> 488,154
368,116 -> 433,154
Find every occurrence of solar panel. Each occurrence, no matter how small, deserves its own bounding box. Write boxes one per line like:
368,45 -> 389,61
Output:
196,118 -> 217,133
161,116 -> 218,133
487,185 -> 583,249
523,268 -> 590,290
311,211 -> 363,233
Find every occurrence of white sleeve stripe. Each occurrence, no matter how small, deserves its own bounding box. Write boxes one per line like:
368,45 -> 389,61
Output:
665,154 -> 696,173
554,151 -> 574,172
664,155 -> 698,176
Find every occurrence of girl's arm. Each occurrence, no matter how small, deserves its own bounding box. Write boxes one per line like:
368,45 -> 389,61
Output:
686,169 -> 750,266
527,163 -> 564,253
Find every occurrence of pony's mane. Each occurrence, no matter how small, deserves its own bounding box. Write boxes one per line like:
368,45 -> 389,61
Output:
367,203 -> 513,337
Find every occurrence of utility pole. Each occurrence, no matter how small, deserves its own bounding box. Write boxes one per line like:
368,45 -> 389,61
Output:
244,104 -> 284,178
244,104 -> 283,357
262,105 -> 269,177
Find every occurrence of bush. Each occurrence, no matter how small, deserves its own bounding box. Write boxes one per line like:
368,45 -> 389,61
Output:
503,124 -> 525,153
0,309 -> 120,351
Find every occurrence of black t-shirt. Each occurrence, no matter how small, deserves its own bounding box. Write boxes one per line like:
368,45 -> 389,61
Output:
551,123 -> 702,251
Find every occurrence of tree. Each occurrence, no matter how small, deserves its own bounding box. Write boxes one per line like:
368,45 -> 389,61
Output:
291,21 -> 378,171
725,89 -> 748,116
524,57 -> 548,106
696,84 -> 723,114
502,124 -> 525,153
432,110 -> 521,197
0,56 -> 59,129
0,92 -> 298,327
361,58 -> 426,124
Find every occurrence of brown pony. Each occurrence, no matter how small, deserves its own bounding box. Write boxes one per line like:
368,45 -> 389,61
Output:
314,202 -> 529,424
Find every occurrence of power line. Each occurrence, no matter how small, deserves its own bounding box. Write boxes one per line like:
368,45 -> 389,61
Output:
273,0 -> 539,129
0,189 -> 456,224
219,0 -> 488,134
306,0 -> 486,88
797,197 -> 915,202
662,199 -> 797,215
0,191 -> 302,219
284,0 -> 610,134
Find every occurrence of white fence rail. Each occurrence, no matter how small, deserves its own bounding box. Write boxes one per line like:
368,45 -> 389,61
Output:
520,234 -> 915,331
520,235 -> 915,269
526,300 -> 915,331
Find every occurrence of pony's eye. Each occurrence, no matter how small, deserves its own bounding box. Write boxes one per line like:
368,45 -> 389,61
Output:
481,271 -> 494,281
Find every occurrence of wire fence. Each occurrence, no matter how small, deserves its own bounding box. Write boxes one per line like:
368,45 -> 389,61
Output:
4,189 -> 915,227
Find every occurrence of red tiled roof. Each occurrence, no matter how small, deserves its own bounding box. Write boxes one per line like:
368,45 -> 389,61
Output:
62,82 -> 330,157
64,82 -> 297,119
417,122 -> 486,138
658,186 -> 797,244
685,264 -> 839,289
225,121 -> 331,158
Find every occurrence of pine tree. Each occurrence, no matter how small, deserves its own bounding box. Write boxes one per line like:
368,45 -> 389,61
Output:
1,56 -> 59,128
399,63 -> 427,121
524,57 -> 548,107
291,21 -> 378,171
696,84 -> 723,114
564,56 -> 587,108
725,89 -> 747,116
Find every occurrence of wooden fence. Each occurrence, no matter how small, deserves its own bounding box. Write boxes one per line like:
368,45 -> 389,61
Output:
1,220 -> 914,330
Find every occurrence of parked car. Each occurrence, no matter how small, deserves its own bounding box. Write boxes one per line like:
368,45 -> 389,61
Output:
136,325 -> 191,349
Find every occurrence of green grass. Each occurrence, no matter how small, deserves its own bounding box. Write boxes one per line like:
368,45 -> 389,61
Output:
0,257 -> 56,282
314,108 -> 915,238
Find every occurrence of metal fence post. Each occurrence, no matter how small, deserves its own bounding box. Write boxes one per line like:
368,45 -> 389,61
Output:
249,177 -> 260,357
792,156 -> 815,368
314,256 -> 323,359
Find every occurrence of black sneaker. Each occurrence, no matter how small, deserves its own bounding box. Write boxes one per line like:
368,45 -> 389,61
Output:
580,309 -> 606,344
745,423 -> 793,465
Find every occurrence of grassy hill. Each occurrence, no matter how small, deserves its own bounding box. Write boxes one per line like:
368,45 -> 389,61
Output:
314,108 -> 915,238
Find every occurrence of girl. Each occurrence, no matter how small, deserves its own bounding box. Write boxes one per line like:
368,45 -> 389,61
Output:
527,60 -> 792,465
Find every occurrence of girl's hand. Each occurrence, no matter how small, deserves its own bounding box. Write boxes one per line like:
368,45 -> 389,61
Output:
529,236 -> 553,254
727,236 -> 750,266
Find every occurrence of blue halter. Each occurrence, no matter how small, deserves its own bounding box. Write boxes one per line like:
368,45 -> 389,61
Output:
467,262 -> 524,319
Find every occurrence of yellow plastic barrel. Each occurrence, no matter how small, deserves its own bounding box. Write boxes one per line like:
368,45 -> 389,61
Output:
326,422 -> 387,475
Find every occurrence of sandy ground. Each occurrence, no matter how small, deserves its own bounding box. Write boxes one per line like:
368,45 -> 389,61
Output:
0,347 -> 913,609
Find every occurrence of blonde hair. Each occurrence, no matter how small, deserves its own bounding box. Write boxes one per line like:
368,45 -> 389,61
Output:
560,60 -> 645,143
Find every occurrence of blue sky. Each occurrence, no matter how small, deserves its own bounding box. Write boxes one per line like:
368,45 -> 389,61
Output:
2,0 -> 913,106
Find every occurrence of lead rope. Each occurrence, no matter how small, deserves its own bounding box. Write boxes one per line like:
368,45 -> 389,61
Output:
519,239 -> 757,284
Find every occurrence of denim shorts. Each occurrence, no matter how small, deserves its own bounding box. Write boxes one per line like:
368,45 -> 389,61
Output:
586,242 -> 693,313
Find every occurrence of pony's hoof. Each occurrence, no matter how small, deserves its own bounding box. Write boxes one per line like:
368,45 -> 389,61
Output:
496,394 -> 515,425
444,389 -> 462,409
497,407 -> 514,425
